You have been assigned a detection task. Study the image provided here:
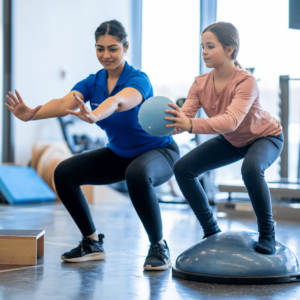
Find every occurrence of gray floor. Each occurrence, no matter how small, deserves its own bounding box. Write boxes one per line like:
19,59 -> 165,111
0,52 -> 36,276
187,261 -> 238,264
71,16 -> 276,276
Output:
0,186 -> 300,300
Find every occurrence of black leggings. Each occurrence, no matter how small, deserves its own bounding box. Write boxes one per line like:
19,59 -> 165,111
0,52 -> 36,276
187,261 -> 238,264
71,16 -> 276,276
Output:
54,141 -> 180,243
174,133 -> 284,236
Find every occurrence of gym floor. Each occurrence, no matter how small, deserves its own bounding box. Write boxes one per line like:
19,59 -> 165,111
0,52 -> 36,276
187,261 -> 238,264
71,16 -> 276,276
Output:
0,186 -> 299,300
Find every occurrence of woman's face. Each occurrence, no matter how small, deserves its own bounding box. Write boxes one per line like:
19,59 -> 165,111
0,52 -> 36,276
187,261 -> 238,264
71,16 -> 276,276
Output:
201,31 -> 233,69
96,34 -> 128,71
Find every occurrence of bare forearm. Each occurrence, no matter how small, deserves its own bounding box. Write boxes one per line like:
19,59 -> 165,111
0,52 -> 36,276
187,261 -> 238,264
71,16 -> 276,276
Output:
32,99 -> 71,120
91,97 -> 119,121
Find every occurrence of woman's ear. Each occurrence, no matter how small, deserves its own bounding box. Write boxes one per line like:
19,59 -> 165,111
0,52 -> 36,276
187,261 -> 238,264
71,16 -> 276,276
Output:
226,45 -> 234,57
125,41 -> 129,53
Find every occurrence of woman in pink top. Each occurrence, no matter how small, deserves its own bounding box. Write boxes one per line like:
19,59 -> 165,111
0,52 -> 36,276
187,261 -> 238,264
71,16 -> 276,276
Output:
165,22 -> 283,255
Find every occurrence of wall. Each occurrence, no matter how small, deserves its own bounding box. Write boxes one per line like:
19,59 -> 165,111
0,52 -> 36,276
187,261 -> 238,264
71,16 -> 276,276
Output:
12,0 -> 136,165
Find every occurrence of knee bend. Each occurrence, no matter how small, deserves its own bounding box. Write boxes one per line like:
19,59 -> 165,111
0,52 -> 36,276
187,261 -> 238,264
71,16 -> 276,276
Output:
174,160 -> 200,181
53,161 -> 69,185
241,162 -> 264,182
174,160 -> 186,178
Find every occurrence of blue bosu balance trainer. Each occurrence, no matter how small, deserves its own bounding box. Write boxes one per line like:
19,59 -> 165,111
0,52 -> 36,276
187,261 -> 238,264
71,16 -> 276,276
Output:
172,230 -> 300,284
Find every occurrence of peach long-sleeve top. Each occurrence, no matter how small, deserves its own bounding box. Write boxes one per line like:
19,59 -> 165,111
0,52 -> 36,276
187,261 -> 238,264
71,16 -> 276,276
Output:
173,67 -> 282,147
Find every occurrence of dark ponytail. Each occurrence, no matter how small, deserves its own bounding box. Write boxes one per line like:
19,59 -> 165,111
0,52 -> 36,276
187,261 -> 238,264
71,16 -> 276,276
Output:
234,60 -> 243,69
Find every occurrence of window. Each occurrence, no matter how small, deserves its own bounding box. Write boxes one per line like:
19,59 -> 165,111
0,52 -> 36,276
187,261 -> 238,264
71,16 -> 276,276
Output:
216,0 -> 300,182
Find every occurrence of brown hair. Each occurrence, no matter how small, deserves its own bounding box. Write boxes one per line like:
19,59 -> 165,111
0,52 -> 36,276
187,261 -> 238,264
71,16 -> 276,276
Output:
202,22 -> 243,69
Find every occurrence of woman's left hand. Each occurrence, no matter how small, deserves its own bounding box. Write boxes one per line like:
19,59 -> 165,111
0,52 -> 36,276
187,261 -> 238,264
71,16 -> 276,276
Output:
66,92 -> 98,124
165,103 -> 191,131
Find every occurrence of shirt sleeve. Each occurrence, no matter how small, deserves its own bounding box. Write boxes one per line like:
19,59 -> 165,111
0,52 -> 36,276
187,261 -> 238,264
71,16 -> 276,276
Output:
170,80 -> 202,135
124,73 -> 153,100
71,74 -> 94,103
191,76 -> 258,134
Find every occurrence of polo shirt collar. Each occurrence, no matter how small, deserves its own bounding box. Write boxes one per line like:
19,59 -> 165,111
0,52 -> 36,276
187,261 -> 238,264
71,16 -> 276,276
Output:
117,61 -> 131,85
96,60 -> 132,88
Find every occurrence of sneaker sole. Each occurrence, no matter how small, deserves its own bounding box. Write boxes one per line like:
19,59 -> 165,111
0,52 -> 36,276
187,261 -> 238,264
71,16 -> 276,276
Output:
143,258 -> 172,271
61,252 -> 106,263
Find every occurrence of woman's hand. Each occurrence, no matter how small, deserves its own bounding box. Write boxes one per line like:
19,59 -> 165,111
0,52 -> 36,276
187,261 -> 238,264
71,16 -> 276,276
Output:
5,90 -> 42,122
165,103 -> 191,132
66,92 -> 98,124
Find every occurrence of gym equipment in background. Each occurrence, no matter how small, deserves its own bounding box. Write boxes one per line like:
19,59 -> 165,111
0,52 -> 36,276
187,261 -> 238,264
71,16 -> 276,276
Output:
30,141 -> 94,204
172,230 -> 300,284
58,115 -> 106,154
279,75 -> 300,179
138,96 -> 175,137
0,166 -> 56,204
289,0 -> 300,30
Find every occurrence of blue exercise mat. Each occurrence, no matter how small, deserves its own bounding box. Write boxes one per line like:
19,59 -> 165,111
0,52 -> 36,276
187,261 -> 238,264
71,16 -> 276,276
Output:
0,166 -> 56,204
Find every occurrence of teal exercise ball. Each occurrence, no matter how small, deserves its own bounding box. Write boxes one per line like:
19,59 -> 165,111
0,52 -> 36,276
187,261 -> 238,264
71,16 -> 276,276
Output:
138,96 -> 175,137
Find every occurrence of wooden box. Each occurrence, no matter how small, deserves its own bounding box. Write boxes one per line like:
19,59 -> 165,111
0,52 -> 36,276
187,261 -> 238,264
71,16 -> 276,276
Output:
0,230 -> 45,265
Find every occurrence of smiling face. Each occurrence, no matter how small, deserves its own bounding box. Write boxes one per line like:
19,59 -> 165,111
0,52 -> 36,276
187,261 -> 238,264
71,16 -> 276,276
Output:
201,31 -> 234,69
96,34 -> 128,71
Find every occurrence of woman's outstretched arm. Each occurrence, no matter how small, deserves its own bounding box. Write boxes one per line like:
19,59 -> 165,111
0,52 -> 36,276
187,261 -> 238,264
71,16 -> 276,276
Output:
66,88 -> 143,123
5,90 -> 82,122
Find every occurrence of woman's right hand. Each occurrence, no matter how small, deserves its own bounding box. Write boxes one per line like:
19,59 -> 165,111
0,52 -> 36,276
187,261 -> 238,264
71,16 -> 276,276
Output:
5,90 -> 42,122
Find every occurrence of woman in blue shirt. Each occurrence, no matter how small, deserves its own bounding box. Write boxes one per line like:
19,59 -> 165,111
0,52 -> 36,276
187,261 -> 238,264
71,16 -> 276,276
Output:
5,20 -> 179,270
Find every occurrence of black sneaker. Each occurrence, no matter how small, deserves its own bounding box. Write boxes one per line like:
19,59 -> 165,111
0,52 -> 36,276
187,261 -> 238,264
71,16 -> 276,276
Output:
61,233 -> 106,263
143,240 -> 172,271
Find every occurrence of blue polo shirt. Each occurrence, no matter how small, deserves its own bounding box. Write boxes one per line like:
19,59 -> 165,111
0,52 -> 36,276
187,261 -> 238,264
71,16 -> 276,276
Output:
71,61 -> 173,158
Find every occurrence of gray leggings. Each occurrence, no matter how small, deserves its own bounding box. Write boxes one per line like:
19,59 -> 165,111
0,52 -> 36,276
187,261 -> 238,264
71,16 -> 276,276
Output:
174,133 -> 283,235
